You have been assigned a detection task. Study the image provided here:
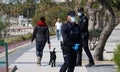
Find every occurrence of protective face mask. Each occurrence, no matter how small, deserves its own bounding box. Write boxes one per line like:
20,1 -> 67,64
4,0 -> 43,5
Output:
71,16 -> 76,22
78,12 -> 82,16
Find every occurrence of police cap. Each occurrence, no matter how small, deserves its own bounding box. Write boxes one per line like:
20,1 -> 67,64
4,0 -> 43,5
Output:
78,7 -> 84,12
67,10 -> 76,16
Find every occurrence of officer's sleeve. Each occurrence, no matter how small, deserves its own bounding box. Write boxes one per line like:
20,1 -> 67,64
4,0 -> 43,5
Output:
61,24 -> 73,47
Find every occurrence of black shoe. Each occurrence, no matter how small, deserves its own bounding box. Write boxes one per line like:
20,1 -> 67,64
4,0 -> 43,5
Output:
86,63 -> 95,67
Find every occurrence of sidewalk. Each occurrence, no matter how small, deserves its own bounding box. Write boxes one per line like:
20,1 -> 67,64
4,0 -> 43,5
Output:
0,40 -> 31,53
7,36 -> 115,72
1,25 -> 119,72
0,25 -> 119,72
8,37 -> 87,72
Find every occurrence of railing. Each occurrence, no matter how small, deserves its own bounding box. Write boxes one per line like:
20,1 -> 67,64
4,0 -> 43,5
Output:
0,41 -> 8,72
0,27 -> 33,38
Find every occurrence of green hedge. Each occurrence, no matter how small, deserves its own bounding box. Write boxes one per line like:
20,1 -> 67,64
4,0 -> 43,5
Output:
114,44 -> 120,72
2,32 -> 55,44
3,34 -> 32,44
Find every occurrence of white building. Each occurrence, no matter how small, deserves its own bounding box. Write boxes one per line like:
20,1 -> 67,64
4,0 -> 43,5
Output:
0,0 -> 3,3
54,0 -> 66,2
18,15 -> 32,27
52,0 -> 73,3
1,0 -> 7,4
0,0 -> 25,4
10,17 -> 18,26
9,15 -> 32,27
8,16 -> 33,36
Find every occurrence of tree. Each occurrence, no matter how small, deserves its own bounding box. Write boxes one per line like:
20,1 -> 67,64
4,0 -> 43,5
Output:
86,0 -> 97,30
12,2 -> 23,17
23,0 -> 35,18
94,0 -> 120,60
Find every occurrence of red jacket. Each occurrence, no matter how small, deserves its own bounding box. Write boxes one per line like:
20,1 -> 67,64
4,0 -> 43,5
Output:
32,20 -> 50,43
36,20 -> 47,26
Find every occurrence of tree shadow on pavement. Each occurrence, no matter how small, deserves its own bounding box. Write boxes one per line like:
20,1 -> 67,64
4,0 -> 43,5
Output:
94,64 -> 115,67
86,64 -> 116,72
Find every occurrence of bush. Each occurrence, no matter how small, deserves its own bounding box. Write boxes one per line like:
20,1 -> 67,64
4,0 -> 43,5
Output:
4,34 -> 32,44
89,29 -> 102,50
21,34 -> 32,40
114,44 -> 120,72
89,29 -> 102,38
49,27 -> 56,36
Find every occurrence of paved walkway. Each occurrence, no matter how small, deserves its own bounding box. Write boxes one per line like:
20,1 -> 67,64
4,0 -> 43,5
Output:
104,24 -> 120,60
1,24 -> 120,72
8,37 -> 87,72
6,36 -> 115,72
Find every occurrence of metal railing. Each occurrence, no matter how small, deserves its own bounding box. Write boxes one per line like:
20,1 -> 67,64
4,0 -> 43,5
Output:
0,41 -> 8,72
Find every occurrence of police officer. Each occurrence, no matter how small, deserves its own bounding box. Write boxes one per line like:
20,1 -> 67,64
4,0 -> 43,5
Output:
76,7 -> 95,67
60,10 -> 80,72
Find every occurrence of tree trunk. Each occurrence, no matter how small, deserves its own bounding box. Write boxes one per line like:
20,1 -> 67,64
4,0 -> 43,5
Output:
94,8 -> 117,60
86,2 -> 97,30
95,5 -> 103,29
93,0 -> 118,60
95,11 -> 100,29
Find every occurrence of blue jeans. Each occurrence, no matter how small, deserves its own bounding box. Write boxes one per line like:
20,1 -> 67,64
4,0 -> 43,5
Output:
56,29 -> 61,40
36,42 -> 46,58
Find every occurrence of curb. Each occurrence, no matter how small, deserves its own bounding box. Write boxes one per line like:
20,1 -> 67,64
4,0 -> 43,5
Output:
0,42 -> 31,59
0,36 -> 55,59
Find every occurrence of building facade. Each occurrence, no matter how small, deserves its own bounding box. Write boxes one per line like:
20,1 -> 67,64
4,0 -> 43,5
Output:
0,0 -> 3,3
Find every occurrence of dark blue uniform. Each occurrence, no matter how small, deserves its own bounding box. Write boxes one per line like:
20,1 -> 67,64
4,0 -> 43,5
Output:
60,21 -> 80,72
76,14 -> 95,66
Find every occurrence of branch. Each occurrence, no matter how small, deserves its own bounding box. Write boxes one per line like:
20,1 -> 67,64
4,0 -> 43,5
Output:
97,0 -> 115,16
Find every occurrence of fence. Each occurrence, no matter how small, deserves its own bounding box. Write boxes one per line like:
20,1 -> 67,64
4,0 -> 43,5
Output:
0,42 -> 8,72
0,27 -> 33,38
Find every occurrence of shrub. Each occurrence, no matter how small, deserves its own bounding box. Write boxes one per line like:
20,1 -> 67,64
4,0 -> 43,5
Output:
4,34 -> 32,44
21,34 -> 32,40
49,27 -> 56,36
114,44 -> 120,72
89,29 -> 102,50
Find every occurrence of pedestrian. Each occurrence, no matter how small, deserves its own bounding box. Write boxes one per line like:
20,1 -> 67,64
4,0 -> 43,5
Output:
55,18 -> 62,40
76,7 -> 95,67
60,10 -> 81,72
31,17 -> 51,65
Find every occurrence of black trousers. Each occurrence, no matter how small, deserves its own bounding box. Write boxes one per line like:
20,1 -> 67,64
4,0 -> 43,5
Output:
76,38 -> 94,65
60,48 -> 77,72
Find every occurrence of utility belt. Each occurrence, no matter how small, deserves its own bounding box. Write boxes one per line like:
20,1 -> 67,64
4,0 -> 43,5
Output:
61,42 -> 72,53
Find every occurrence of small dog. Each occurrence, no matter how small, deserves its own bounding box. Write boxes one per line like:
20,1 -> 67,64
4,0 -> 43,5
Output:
49,48 -> 56,67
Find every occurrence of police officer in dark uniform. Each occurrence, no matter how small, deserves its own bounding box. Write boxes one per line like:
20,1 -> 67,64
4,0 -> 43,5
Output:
60,10 -> 81,72
76,7 -> 95,67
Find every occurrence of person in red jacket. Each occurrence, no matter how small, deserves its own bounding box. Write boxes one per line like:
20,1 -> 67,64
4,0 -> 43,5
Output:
31,17 -> 51,65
